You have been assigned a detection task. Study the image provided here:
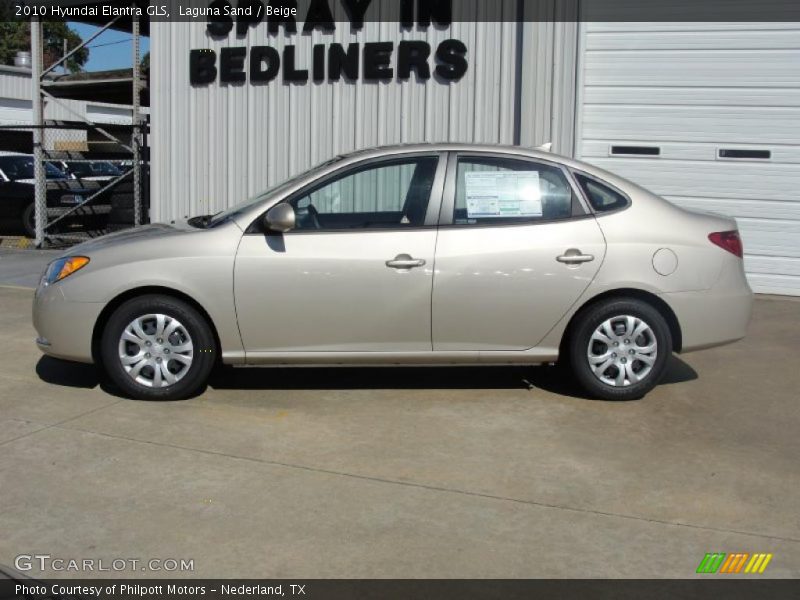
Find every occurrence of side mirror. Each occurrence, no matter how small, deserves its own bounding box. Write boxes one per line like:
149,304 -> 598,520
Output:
264,204 -> 295,233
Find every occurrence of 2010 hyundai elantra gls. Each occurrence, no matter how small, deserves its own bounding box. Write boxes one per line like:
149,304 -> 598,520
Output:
33,144 -> 753,401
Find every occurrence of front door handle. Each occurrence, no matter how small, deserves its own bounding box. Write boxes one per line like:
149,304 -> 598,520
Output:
386,254 -> 426,269
556,249 -> 595,264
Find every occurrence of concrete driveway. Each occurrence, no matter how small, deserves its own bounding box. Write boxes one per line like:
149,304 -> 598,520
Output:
0,281 -> 798,578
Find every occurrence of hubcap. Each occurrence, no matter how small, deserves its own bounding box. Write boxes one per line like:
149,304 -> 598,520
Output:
587,315 -> 657,387
118,314 -> 193,388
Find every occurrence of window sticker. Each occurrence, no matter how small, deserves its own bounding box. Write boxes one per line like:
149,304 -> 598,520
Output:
464,171 -> 543,218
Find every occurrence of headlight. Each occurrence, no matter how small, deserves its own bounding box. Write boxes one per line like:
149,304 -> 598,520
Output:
41,256 -> 90,286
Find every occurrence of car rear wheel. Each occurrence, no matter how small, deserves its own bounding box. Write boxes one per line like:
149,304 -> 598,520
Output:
568,298 -> 672,401
101,295 -> 217,400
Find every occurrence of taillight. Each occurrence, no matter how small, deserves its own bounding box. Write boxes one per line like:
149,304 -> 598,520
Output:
709,231 -> 743,258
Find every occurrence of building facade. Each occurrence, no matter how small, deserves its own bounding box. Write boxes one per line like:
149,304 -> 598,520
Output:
150,1 -> 800,295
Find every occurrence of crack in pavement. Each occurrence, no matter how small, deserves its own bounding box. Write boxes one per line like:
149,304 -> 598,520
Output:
0,399 -> 126,448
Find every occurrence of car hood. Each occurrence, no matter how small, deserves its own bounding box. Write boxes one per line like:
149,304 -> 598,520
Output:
64,222 -> 192,256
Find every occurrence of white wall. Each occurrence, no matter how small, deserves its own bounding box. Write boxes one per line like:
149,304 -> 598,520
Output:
575,20 -> 800,295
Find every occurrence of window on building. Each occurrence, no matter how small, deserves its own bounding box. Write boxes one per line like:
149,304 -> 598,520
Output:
289,157 -> 438,230
452,157 -> 575,225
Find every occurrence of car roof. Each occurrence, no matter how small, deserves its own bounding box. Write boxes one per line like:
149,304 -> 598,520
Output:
332,143 -> 605,174
339,142 -> 554,158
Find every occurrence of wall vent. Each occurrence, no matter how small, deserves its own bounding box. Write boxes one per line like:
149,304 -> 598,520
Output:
610,145 -> 661,157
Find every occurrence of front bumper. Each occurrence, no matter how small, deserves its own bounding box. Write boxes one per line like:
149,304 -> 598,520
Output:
33,283 -> 104,364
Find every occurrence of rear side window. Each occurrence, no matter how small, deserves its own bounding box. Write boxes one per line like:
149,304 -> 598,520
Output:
453,157 -> 577,225
575,173 -> 629,213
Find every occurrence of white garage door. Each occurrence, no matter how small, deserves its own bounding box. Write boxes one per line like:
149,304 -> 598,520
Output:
575,22 -> 800,295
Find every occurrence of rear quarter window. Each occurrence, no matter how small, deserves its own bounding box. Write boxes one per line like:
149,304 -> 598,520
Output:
574,173 -> 629,213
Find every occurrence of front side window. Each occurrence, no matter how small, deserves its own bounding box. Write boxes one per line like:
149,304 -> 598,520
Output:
289,157 -> 439,231
453,157 -> 576,225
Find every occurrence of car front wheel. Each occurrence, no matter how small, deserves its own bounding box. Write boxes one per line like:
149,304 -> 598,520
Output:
101,295 -> 217,400
568,298 -> 672,401
22,203 -> 36,238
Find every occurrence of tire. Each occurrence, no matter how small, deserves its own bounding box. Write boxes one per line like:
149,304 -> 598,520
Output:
568,298 -> 672,401
101,295 -> 217,400
22,203 -> 35,238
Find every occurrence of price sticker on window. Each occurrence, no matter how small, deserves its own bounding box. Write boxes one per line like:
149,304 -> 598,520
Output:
464,171 -> 543,218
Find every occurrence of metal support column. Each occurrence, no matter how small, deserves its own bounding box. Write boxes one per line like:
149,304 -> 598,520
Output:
132,12 -> 142,227
31,18 -> 46,246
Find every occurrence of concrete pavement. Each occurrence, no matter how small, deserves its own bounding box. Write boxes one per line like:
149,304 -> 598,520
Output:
0,283 -> 798,578
0,248 -> 57,289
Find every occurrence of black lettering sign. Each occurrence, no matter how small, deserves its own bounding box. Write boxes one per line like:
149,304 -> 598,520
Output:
363,42 -> 393,81
268,0 -> 298,34
206,0 -> 233,37
435,38 -> 467,80
236,0 -> 264,36
341,0 -> 373,29
283,46 -> 309,82
398,41 -> 431,80
313,44 -> 326,82
328,43 -> 360,81
250,46 -> 280,83
303,0 -> 335,33
190,49 -> 218,84
194,0 -> 468,86
401,0 -> 450,28
220,47 -> 247,82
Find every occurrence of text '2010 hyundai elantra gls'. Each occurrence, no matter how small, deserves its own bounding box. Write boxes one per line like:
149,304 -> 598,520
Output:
33,144 -> 753,401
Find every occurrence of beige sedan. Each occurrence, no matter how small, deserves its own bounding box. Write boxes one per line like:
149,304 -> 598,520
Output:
33,144 -> 753,401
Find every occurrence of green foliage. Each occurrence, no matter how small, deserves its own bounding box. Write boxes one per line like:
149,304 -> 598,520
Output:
0,22 -> 89,72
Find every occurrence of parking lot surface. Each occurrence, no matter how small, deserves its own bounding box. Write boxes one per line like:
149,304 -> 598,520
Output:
0,281 -> 798,578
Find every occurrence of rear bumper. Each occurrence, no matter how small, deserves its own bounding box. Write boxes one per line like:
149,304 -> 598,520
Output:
32,283 -> 104,364
662,259 -> 753,353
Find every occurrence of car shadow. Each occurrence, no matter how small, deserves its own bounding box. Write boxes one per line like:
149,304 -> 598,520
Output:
36,355 -> 101,389
208,355 -> 698,401
36,355 -> 698,402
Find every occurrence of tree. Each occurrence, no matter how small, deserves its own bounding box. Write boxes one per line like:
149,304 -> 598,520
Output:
0,22 -> 89,72
141,51 -> 149,71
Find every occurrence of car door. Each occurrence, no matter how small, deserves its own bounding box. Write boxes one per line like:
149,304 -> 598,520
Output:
234,153 -> 446,357
431,152 -> 606,351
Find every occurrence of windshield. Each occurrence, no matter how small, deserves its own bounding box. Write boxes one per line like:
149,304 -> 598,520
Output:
66,161 -> 122,177
0,156 -> 64,180
206,156 -> 347,228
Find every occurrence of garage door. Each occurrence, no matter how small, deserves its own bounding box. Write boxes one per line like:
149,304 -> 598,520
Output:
575,22 -> 800,295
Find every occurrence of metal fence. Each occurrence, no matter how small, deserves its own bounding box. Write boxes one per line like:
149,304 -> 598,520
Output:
0,121 -> 149,244
23,16 -> 148,247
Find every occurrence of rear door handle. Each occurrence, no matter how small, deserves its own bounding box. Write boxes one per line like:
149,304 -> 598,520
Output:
556,249 -> 595,264
386,254 -> 426,269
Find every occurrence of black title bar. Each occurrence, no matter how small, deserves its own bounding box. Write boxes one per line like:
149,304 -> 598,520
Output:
2,0 -> 800,24
3,579 -> 800,600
